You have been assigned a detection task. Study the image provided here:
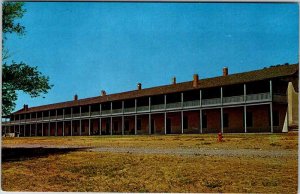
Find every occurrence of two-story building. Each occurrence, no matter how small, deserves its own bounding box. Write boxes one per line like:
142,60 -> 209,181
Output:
2,63 -> 298,136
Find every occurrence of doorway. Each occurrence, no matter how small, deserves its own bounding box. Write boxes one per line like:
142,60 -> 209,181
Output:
151,119 -> 155,134
166,118 -> 171,134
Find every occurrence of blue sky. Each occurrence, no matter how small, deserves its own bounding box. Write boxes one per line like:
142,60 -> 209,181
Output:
4,2 -> 299,111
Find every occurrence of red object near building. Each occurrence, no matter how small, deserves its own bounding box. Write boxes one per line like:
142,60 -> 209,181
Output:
218,132 -> 223,142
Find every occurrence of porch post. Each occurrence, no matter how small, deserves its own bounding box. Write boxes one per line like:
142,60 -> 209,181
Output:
220,87 -> 223,133
164,95 -> 167,109
110,117 -> 113,135
181,92 -> 184,108
244,84 -> 247,133
71,107 -> 73,136
181,111 -> 184,134
200,109 -> 202,133
79,119 -> 82,136
79,107 -> 82,136
99,117 -> 102,135
35,112 -> 38,136
244,106 -> 247,133
221,107 -> 223,133
122,101 -> 124,135
29,114 -> 32,137
55,110 -> 58,136
270,80 -> 273,133
270,103 -> 273,133
149,114 -> 151,134
88,119 -> 91,136
135,115 -> 137,135
62,109 -> 65,136
200,90 -> 202,107
48,110 -> 51,136
41,112 -> 44,136
122,116 -> 124,135
149,97 -> 151,111
164,112 -> 167,135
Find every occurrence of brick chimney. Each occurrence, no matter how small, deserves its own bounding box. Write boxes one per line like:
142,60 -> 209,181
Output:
193,74 -> 199,87
137,83 -> 142,90
23,104 -> 28,111
172,77 -> 176,85
74,94 -> 78,101
223,67 -> 228,76
101,90 -> 106,96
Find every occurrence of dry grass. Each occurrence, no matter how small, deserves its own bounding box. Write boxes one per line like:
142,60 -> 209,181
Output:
2,151 -> 297,193
2,132 -> 298,150
2,133 -> 298,192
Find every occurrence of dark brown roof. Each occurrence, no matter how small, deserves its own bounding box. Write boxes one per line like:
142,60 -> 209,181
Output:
14,63 -> 298,115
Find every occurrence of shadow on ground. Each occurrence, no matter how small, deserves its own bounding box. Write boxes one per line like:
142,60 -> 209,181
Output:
2,147 -> 84,162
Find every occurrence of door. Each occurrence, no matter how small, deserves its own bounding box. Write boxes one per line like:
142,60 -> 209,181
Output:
151,119 -> 155,134
166,118 -> 171,134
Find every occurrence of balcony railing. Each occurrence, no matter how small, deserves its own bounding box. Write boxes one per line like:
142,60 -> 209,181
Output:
246,92 -> 270,102
50,116 -> 56,120
124,107 -> 135,113
91,111 -> 100,116
151,104 -> 165,110
6,92 -> 274,124
183,100 -> 200,107
101,110 -> 111,115
64,114 -> 71,118
202,98 -> 221,106
112,108 -> 122,114
72,113 -> 80,118
57,115 -> 63,119
43,116 -> 49,120
166,102 -> 181,109
223,95 -> 244,104
81,112 -> 89,117
137,105 -> 149,112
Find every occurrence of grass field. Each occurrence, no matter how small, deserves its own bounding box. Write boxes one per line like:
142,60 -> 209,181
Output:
2,133 -> 298,193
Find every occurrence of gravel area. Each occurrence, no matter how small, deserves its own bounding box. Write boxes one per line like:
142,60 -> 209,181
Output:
2,144 -> 296,158
89,147 -> 297,158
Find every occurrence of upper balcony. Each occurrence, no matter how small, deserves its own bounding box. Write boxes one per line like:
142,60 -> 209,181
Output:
3,80 -> 287,125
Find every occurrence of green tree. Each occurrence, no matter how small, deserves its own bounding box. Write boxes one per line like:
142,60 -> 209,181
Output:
2,2 -> 52,116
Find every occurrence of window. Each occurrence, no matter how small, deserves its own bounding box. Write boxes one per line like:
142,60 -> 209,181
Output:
246,112 -> 253,127
202,114 -> 207,128
273,111 -> 279,126
183,116 -> 188,129
114,122 -> 118,131
223,113 -> 229,128
137,119 -> 142,130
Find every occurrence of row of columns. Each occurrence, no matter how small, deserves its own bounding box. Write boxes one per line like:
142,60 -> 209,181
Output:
4,80 -> 274,135
10,80 -> 273,123
4,102 -> 275,136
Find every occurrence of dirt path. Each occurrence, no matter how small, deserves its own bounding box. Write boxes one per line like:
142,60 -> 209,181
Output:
89,147 -> 297,158
3,144 -> 296,158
